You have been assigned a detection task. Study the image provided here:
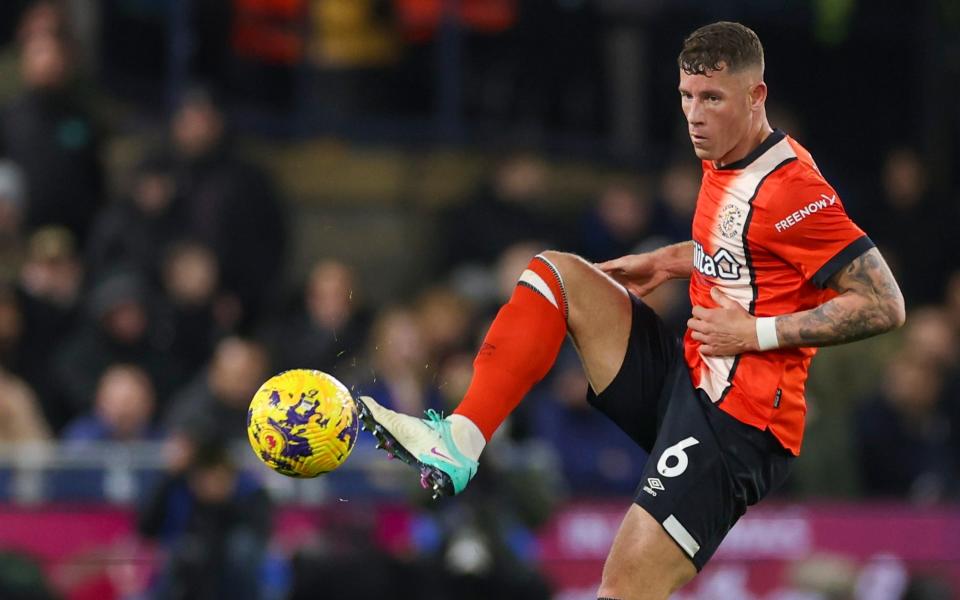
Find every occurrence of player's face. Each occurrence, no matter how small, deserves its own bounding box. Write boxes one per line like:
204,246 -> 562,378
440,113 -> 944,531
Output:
679,65 -> 761,163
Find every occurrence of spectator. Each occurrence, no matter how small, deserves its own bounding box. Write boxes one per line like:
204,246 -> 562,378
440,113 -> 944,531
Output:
854,349 -> 955,502
450,239 -> 546,315
1,27 -> 103,242
62,364 -> 162,444
529,344 -> 647,495
263,259 -> 369,385
0,365 -> 50,443
170,88 -> 286,327
439,154 -> 555,273
155,241 -> 226,378
414,285 -> 475,364
139,438 -> 272,600
51,269 -> 180,422
86,150 -> 184,284
578,181 -> 655,262
651,158 -> 699,243
861,147 -> 949,305
901,306 -> 958,373
360,306 -> 443,416
16,226 -> 82,428
165,336 -> 269,443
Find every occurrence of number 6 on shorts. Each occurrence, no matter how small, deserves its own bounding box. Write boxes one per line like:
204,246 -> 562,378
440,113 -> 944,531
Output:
657,436 -> 700,478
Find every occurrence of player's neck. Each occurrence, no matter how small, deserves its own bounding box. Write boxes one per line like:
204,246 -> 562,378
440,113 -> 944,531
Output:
714,121 -> 774,169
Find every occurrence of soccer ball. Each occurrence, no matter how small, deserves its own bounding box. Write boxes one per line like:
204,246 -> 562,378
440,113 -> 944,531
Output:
247,369 -> 360,477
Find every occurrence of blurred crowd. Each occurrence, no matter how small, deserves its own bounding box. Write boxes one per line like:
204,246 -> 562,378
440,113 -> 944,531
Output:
0,2 -> 957,599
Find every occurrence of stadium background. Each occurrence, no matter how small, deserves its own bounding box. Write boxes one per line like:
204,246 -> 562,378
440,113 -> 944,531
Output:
0,1 -> 957,598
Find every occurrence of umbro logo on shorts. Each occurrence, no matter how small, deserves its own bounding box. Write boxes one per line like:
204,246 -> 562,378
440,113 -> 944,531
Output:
642,477 -> 666,497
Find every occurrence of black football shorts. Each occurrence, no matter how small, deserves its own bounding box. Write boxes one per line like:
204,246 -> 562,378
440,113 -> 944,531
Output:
586,294 -> 793,570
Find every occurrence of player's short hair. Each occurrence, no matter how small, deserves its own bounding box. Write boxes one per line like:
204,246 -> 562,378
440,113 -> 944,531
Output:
678,21 -> 764,76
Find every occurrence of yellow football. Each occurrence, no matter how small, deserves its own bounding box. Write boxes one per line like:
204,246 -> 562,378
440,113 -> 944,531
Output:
247,369 -> 359,477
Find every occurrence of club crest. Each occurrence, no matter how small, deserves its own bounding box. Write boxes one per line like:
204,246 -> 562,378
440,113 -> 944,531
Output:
718,204 -> 744,239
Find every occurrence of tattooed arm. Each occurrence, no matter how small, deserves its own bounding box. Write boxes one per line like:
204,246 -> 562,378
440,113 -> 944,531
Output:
688,248 -> 905,356
775,247 -> 905,347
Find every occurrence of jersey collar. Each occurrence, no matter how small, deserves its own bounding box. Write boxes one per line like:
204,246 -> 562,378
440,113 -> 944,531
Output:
715,128 -> 787,171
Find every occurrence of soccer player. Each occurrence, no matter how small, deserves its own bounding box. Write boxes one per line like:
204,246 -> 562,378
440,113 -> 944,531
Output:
358,21 -> 905,599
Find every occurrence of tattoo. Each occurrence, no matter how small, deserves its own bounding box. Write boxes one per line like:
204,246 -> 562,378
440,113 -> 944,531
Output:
776,248 -> 905,348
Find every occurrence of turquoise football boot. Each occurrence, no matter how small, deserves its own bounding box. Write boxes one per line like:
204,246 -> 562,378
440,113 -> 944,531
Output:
357,396 -> 478,498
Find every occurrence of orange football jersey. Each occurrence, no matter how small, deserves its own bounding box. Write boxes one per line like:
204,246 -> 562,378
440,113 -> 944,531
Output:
684,129 -> 873,455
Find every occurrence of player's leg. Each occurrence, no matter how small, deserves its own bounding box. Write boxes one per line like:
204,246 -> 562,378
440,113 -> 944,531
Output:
597,357 -> 796,599
597,505 -> 696,600
519,250 -> 634,398
357,250 -> 634,496
359,250 -> 701,595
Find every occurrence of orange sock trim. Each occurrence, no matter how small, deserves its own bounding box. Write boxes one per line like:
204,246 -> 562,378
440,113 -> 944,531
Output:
454,256 -> 568,440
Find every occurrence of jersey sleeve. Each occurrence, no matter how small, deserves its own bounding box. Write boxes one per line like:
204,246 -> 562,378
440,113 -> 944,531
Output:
759,174 -> 874,288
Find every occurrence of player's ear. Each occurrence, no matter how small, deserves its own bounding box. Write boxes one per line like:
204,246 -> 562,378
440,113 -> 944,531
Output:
750,80 -> 767,111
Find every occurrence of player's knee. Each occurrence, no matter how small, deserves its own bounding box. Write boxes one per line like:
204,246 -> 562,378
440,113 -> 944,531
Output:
537,249 -> 575,275
536,250 -> 594,293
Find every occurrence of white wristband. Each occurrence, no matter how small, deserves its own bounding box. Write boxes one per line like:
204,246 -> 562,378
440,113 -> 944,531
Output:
755,317 -> 780,351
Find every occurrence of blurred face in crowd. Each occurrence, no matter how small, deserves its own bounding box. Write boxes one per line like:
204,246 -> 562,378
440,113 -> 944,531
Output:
882,148 -> 926,208
95,365 -> 155,440
493,156 -> 547,203
553,358 -> 589,410
163,243 -> 219,307
598,184 -> 650,241
680,63 -> 767,165
20,34 -> 69,91
902,307 -> 958,369
437,351 -> 473,410
370,308 -> 426,375
307,260 -> 354,330
416,287 -> 472,359
134,171 -> 176,216
20,229 -> 83,306
886,353 -> 943,417
189,461 -> 236,505
209,337 -> 269,407
660,161 -> 700,218
172,98 -> 224,159
21,253 -> 82,303
104,299 -> 149,344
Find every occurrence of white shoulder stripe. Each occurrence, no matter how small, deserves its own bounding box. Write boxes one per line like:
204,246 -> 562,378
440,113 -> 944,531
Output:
519,270 -> 558,309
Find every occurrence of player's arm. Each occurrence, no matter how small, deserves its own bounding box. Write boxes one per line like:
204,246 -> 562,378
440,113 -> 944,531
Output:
690,247 -> 905,355
597,241 -> 694,297
773,247 -> 905,347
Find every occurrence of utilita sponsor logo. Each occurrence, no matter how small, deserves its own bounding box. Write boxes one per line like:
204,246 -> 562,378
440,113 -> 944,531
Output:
693,241 -> 742,281
775,194 -> 836,232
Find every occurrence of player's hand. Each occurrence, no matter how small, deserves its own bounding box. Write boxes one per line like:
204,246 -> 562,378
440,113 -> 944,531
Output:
597,253 -> 673,297
688,287 -> 759,356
